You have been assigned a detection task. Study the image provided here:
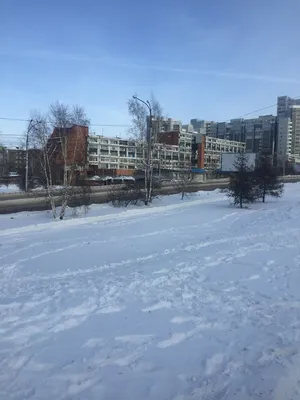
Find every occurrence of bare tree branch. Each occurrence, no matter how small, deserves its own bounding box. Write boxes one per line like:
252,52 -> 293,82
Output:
48,102 -> 90,219
128,94 -> 165,205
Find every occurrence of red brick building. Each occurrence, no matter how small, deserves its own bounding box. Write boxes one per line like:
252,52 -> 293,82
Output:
48,125 -> 88,184
196,134 -> 206,169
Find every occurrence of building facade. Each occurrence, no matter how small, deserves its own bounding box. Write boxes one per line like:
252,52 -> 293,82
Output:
190,115 -> 276,155
276,96 -> 300,164
88,135 -> 137,174
158,119 -> 193,170
7,148 -> 26,172
192,134 -> 245,170
190,119 -> 214,136
87,118 -> 194,175
277,96 -> 300,118
244,115 -> 276,155
290,106 -> 300,162
46,125 -> 88,184
0,147 -> 8,177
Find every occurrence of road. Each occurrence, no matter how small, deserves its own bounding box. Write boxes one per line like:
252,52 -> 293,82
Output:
0,176 -> 299,215
0,181 -> 229,214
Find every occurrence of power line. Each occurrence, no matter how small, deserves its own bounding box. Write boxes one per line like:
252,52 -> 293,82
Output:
241,95 -> 300,118
0,116 -> 131,128
1,95 -> 300,138
0,117 -> 29,123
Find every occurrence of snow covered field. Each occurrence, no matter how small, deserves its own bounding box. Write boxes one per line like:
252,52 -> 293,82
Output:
1,184 -> 300,399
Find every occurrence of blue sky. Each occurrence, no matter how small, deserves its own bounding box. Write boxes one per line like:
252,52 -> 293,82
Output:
1,0 -> 300,144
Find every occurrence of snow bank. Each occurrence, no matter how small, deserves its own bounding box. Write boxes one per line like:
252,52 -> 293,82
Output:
0,184 -> 20,194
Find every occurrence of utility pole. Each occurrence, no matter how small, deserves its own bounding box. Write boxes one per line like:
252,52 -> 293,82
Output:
25,119 -> 33,192
252,125 -> 256,153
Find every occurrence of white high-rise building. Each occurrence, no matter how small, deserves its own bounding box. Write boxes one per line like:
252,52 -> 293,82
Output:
277,117 -> 292,159
290,106 -> 300,162
277,96 -> 300,163
277,96 -> 300,117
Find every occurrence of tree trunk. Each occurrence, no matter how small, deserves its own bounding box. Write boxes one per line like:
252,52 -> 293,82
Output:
59,198 -> 68,219
144,163 -> 149,206
262,186 -> 266,203
43,150 -> 57,219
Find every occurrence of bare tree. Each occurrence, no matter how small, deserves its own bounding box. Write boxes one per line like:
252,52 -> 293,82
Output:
108,182 -> 144,208
48,102 -> 90,219
174,169 -> 193,200
26,103 -> 90,219
27,113 -> 58,217
128,94 -> 164,205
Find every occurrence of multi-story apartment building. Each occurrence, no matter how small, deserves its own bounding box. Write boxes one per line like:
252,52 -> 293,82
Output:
290,106 -> 300,162
277,95 -> 300,118
192,134 -> 245,170
244,115 -> 276,155
7,148 -> 26,172
88,115 -> 251,175
229,119 -> 245,142
277,116 -> 292,158
87,119 -> 193,174
190,119 -> 214,136
277,96 -> 300,164
0,146 -> 8,177
191,115 -> 276,155
154,118 -> 193,170
158,126 -> 193,170
88,135 -> 137,174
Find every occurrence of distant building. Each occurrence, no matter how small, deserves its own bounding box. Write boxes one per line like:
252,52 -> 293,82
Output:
244,115 -> 276,155
87,120 -> 193,175
191,115 -> 276,156
7,148 -> 26,172
192,134 -> 245,170
277,95 -> 300,118
190,119 -> 214,136
158,123 -> 192,170
88,135 -> 137,175
48,125 -> 88,183
277,96 -> 300,165
290,106 -> 300,162
229,119 -> 245,142
0,147 -> 8,177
